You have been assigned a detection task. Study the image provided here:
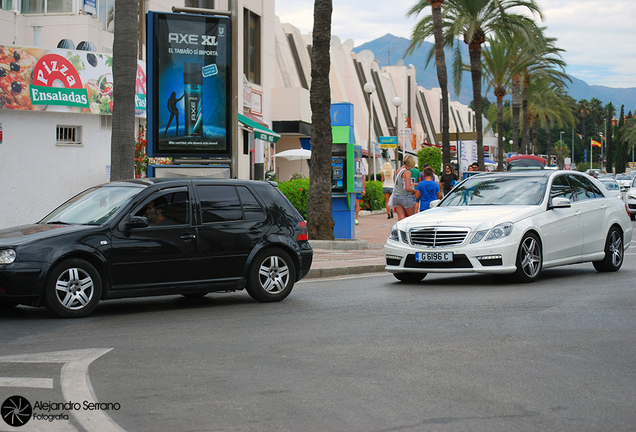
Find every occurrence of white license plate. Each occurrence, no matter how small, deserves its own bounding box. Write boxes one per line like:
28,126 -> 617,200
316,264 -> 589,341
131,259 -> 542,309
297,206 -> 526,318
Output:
416,252 -> 453,262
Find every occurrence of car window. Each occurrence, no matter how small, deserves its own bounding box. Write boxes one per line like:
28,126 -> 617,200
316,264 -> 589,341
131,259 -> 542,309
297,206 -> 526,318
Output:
198,185 -> 243,223
550,175 -> 575,201
135,190 -> 190,226
441,176 -> 547,206
600,180 -> 620,191
237,186 -> 265,220
568,174 -> 604,201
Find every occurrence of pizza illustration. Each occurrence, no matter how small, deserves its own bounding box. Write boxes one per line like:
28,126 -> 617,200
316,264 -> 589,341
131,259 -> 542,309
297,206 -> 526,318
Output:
0,46 -> 40,110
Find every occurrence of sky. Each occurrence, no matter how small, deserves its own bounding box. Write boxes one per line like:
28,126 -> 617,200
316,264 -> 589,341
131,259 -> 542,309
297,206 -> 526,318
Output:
274,0 -> 636,89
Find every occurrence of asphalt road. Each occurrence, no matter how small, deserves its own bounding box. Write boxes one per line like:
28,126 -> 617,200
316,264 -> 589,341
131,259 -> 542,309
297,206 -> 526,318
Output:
1,253 -> 636,432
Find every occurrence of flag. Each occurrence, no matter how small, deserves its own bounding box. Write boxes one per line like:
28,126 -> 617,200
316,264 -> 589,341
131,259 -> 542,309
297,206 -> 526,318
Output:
591,139 -> 602,148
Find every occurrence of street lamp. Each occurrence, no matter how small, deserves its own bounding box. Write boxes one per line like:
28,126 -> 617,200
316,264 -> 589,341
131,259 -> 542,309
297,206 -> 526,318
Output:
598,132 -> 604,172
364,82 -> 376,180
392,96 -> 402,170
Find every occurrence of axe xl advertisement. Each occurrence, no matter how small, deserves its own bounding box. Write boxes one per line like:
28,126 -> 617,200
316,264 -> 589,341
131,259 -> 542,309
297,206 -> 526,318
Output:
147,11 -> 232,157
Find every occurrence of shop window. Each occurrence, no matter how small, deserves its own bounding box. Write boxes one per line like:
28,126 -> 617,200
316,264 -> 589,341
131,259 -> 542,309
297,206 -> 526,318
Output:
21,0 -> 72,14
243,9 -> 261,85
56,125 -> 82,146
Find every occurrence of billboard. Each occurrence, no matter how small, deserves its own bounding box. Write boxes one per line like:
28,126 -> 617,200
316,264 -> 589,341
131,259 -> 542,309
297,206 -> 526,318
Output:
147,11 -> 232,158
0,44 -> 146,117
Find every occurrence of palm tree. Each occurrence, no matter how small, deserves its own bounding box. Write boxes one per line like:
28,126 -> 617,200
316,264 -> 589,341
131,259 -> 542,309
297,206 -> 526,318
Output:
577,99 -> 590,145
306,0 -> 335,240
441,0 -> 542,170
589,97 -> 603,136
481,32 -> 524,171
519,31 -> 568,155
407,0 -> 451,165
110,0 -> 139,181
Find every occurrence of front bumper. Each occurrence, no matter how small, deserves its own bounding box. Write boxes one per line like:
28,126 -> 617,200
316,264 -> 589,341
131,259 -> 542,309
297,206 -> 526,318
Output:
384,237 -> 519,275
0,262 -> 46,306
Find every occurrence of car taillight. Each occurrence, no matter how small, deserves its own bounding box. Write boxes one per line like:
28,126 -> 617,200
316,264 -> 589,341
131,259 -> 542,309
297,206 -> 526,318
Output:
297,221 -> 308,241
626,204 -> 631,217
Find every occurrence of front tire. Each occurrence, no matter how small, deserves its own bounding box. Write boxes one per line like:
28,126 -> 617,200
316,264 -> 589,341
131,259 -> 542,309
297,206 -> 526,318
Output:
512,232 -> 542,283
393,272 -> 426,283
593,227 -> 623,272
246,248 -> 296,302
44,259 -> 102,318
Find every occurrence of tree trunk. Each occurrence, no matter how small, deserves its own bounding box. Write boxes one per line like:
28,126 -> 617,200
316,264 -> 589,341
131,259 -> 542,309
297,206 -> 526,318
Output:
495,89 -> 505,171
307,0 -> 335,240
545,116 -> 552,166
468,36 -> 484,170
431,1 -> 450,165
110,0 -> 139,181
532,116 -> 539,155
511,74 -> 520,153
521,73 -> 530,154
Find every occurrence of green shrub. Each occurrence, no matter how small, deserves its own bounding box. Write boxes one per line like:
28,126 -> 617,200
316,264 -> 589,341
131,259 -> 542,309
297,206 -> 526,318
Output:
278,178 -> 310,219
417,147 -> 443,175
361,180 -> 385,211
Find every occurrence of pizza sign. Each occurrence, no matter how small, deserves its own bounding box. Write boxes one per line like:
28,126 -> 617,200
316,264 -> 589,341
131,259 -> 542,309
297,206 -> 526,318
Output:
30,54 -> 89,107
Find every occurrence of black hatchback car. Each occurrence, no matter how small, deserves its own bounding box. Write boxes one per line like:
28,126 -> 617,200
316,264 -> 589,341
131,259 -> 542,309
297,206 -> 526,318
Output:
0,178 -> 313,318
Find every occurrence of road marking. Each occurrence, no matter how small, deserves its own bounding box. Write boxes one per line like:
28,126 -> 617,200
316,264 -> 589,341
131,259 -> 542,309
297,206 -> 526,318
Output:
0,377 -> 53,388
0,349 -> 125,432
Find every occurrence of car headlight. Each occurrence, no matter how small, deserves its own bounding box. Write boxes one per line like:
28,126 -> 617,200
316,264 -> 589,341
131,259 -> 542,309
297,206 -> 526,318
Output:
388,225 -> 399,241
629,194 -> 636,200
471,229 -> 489,244
0,249 -> 16,264
486,222 -> 514,241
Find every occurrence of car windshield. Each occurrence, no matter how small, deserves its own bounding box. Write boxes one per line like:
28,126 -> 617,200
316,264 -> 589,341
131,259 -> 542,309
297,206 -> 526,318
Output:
440,175 -> 548,206
616,175 -> 630,181
39,185 -> 142,225
600,180 -> 620,190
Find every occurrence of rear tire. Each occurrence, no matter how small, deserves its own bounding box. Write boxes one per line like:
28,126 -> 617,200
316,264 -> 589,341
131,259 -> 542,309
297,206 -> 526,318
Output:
246,248 -> 296,302
44,259 -> 102,318
393,272 -> 426,283
593,227 -> 623,272
512,233 -> 542,283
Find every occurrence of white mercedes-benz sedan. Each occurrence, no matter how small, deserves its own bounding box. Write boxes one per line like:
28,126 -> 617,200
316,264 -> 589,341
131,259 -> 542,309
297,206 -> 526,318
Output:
385,171 -> 632,283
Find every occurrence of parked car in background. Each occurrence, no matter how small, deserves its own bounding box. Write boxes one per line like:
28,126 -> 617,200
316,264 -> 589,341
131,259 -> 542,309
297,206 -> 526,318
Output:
625,177 -> 636,220
0,179 -> 313,317
385,171 -> 632,283
615,173 -> 632,190
598,177 -> 624,200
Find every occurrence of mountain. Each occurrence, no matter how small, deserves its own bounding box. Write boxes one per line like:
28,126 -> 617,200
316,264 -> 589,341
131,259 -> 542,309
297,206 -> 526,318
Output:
353,34 -> 636,112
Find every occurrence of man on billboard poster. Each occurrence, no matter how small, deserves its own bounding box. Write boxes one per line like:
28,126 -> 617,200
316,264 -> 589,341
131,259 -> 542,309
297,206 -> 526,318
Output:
148,12 -> 232,158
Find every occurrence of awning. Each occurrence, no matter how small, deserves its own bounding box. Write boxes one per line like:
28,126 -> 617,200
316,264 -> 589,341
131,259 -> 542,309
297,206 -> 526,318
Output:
238,113 -> 281,143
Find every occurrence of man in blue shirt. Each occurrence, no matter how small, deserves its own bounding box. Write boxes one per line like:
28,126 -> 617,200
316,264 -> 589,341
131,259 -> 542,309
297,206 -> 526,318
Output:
415,167 -> 442,211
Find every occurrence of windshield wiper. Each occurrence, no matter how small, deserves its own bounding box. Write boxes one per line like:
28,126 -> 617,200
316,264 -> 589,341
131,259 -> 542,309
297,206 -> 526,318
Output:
45,221 -> 71,225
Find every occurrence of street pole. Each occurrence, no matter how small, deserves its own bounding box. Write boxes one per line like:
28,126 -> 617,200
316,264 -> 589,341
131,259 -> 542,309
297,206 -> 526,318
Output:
364,82 -> 375,180
572,127 -> 575,170
392,97 -> 402,171
560,131 -> 564,168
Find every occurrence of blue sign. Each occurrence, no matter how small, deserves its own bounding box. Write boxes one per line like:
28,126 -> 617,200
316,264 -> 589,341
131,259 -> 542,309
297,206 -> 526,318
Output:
379,136 -> 397,144
84,0 -> 96,15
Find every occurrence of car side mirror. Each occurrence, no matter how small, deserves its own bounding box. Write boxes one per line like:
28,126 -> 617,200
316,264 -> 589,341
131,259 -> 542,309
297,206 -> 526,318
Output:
429,200 -> 440,209
550,197 -> 571,209
126,216 -> 149,229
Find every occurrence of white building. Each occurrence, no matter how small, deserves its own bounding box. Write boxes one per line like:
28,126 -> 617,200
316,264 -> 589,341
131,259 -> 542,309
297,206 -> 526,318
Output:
0,0 -> 485,228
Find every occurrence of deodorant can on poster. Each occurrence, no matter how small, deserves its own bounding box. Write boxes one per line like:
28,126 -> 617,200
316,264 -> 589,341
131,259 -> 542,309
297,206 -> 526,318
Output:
184,63 -> 203,136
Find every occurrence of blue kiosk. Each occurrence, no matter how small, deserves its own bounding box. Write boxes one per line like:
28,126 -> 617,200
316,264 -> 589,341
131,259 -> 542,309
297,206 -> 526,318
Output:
330,102 -> 363,239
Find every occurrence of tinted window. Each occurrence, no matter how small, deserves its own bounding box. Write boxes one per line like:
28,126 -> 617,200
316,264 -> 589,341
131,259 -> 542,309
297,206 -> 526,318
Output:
135,190 -> 190,226
440,176 -> 547,206
198,185 -> 243,223
550,175 -> 575,201
569,175 -> 604,201
237,186 -> 265,220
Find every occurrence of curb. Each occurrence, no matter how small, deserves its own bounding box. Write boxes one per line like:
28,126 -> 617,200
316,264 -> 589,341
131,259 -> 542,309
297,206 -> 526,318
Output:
309,239 -> 368,250
305,263 -> 387,279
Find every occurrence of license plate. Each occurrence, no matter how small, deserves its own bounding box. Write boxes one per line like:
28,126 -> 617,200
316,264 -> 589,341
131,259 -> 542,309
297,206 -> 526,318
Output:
416,252 -> 453,262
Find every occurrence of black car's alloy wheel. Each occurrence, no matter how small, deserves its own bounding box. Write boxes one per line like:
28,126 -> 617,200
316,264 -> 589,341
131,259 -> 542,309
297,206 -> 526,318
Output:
593,226 -> 623,272
512,232 -> 542,283
44,259 -> 102,318
246,248 -> 295,302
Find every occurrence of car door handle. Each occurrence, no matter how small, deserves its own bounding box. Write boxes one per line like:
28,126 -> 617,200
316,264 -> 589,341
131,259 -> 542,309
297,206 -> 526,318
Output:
180,234 -> 197,241
249,228 -> 262,234
574,210 -> 581,216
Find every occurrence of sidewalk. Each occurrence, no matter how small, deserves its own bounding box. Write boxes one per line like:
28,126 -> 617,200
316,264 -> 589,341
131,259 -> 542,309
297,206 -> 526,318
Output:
306,210 -> 395,279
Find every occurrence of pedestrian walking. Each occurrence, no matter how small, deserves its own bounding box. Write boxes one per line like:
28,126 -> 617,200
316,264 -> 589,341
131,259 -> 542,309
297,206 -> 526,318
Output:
439,163 -> 459,196
381,162 -> 395,219
415,167 -> 442,211
389,154 -> 417,220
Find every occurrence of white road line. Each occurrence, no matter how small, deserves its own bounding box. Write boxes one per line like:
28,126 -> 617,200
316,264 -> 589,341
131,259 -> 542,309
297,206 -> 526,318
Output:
0,377 -> 53,388
0,349 -> 125,432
